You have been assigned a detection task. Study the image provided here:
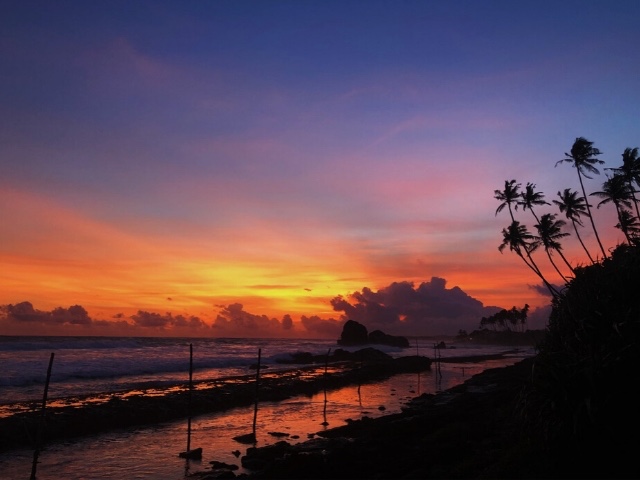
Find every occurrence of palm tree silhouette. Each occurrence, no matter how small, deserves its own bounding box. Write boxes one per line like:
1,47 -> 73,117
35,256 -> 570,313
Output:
498,221 -> 560,298
606,147 -> 640,220
555,137 -> 607,259
591,174 -> 634,244
553,188 -> 595,264
494,179 -> 521,222
615,209 -> 640,245
534,213 -> 574,282
519,182 -> 549,224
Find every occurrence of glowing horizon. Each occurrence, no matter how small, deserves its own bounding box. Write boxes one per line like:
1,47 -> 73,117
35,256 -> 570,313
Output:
1,1 -> 638,337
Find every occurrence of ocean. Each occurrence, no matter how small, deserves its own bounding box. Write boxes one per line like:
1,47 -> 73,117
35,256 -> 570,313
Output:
0,335 -> 535,479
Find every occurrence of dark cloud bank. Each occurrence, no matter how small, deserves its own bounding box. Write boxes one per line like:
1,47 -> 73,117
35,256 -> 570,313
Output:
0,277 -> 550,337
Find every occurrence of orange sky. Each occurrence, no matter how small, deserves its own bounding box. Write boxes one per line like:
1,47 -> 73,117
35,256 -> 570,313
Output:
1,1 -> 637,337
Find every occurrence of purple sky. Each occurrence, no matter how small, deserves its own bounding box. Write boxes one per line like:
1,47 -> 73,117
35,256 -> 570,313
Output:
1,1 -> 639,337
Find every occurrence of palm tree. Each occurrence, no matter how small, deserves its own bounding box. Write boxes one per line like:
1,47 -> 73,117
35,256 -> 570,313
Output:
519,182 -> 549,224
555,137 -> 607,259
498,221 -> 560,298
553,188 -> 596,264
590,174 -> 634,245
616,209 -> 640,245
606,147 -> 640,220
534,213 -> 575,282
494,180 -> 521,222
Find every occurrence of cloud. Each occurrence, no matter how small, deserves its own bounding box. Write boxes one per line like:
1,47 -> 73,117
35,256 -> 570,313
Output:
330,277 -> 507,336
0,301 -> 208,336
300,315 -> 342,338
52,305 -> 92,325
528,282 -> 562,297
1,275 -> 551,338
2,301 -> 91,325
212,303 -> 296,338
130,310 -> 208,330
1,301 -> 49,323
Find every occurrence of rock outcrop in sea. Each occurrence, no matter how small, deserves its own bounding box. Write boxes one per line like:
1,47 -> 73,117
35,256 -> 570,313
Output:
337,319 -> 410,348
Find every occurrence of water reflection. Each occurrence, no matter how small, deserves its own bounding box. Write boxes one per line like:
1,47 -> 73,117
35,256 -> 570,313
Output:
0,356 -> 529,479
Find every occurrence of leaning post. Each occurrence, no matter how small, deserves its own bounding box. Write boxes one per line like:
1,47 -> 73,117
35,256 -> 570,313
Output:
30,352 -> 54,480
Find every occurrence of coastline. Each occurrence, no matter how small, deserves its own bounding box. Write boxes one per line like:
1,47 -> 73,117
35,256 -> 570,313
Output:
1,350 -> 433,453
0,348 -> 540,479
237,357 -> 541,479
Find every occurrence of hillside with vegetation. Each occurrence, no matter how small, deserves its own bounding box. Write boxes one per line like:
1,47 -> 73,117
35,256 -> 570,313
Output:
495,137 -> 640,476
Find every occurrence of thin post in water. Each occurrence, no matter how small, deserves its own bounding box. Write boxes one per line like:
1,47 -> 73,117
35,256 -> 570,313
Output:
251,348 -> 261,438
179,343 -> 201,460
322,348 -> 331,425
187,343 -> 193,453
30,352 -> 54,480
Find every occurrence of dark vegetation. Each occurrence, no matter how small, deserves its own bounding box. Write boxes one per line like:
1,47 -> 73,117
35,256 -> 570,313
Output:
496,137 -> 640,477
520,243 -> 640,477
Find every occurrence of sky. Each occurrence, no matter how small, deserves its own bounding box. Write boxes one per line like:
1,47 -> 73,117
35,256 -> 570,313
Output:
1,0 -> 639,338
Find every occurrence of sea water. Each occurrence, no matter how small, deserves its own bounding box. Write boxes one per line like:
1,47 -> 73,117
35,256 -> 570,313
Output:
0,336 -> 534,479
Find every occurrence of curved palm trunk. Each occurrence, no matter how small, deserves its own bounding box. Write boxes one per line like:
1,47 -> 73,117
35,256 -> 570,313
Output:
521,249 -> 561,298
571,219 -> 596,264
577,170 -> 607,259
545,249 -> 569,283
554,247 -> 576,276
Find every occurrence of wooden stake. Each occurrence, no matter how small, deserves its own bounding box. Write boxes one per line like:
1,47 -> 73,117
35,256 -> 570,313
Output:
187,343 -> 193,453
179,344 -> 201,459
251,348 -> 261,438
30,352 -> 54,480
322,348 -> 331,425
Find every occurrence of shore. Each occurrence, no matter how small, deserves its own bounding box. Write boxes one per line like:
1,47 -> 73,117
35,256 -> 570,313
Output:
231,357 -> 541,479
0,348 -> 435,453
1,348 -> 542,479
233,357 -> 636,480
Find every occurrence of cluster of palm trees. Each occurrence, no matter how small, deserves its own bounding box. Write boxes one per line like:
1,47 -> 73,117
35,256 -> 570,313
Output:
479,304 -> 530,332
495,137 -> 640,298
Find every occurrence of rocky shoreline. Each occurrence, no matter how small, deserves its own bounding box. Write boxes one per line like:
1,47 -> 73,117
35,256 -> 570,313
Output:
228,357 -> 541,479
1,348 -> 550,479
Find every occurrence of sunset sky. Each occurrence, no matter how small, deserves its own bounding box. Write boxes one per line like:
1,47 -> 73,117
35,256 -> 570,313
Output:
1,1 -> 639,337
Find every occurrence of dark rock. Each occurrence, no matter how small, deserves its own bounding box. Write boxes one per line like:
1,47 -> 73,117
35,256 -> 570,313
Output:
178,447 -> 202,459
233,432 -> 256,444
368,329 -> 410,348
241,440 -> 291,470
210,460 -> 239,471
337,320 -> 410,348
337,319 -> 369,345
393,355 -> 432,371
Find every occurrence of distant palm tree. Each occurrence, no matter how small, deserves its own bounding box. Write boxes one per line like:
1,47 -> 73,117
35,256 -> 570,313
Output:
606,147 -> 640,220
534,213 -> 574,282
519,182 -> 549,224
555,137 -> 607,259
553,188 -> 596,264
498,221 -> 560,298
590,174 -> 634,244
494,179 -> 521,222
